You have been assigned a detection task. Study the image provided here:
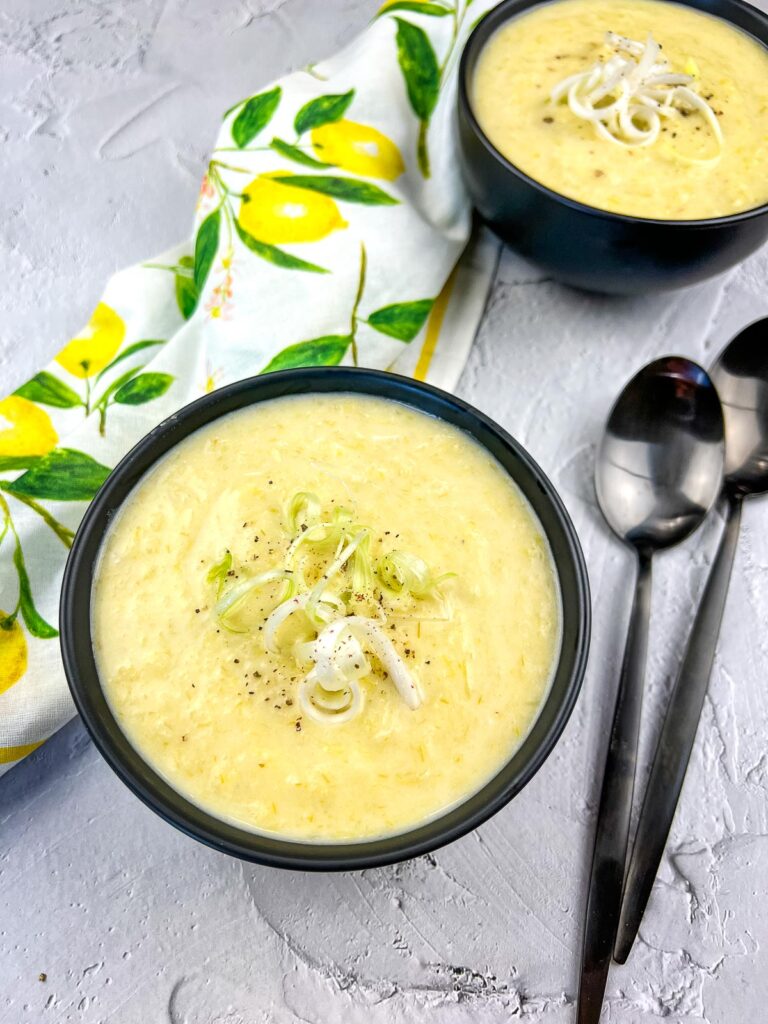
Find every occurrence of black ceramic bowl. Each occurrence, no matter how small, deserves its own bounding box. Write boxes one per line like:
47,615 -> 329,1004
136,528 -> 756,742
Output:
458,0 -> 768,294
60,369 -> 590,870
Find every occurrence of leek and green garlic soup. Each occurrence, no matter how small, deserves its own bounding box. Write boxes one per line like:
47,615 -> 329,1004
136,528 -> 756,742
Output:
92,394 -> 561,842
472,0 -> 768,219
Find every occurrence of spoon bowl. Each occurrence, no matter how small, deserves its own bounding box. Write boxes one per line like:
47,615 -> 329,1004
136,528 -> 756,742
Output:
596,357 -> 725,550
710,318 -> 768,494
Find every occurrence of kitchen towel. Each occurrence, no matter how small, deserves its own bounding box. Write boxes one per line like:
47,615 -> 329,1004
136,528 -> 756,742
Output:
0,0 -> 499,774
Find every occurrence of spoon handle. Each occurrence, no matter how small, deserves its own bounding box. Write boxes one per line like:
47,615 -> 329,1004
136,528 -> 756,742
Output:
578,552 -> 652,1024
613,493 -> 743,964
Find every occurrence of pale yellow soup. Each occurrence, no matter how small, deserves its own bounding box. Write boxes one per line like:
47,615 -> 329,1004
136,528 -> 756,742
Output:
473,0 -> 768,219
93,395 -> 561,842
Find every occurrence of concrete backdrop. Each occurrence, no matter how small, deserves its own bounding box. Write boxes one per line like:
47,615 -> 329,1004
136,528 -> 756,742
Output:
1,2 -> 767,1021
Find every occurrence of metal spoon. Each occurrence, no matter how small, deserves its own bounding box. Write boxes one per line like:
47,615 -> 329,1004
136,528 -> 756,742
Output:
614,318 -> 768,964
578,357 -> 724,1023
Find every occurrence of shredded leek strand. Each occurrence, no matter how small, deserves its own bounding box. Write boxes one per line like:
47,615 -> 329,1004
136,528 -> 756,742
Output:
214,568 -> 295,620
286,492 -> 321,536
305,530 -> 368,625
206,550 -> 233,596
551,32 -> 723,157
377,550 -> 453,599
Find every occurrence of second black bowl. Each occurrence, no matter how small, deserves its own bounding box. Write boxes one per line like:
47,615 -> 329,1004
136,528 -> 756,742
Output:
458,0 -> 768,294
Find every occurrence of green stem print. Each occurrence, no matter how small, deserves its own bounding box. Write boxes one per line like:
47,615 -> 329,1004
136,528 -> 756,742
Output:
0,494 -> 58,639
0,485 -> 74,548
382,0 -> 473,178
349,243 -> 368,366
261,242 -> 436,372
16,341 -> 172,436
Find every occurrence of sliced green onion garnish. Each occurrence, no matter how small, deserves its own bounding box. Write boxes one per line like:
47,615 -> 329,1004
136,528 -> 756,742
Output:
298,674 -> 363,724
294,616 -> 421,717
206,550 -> 232,597
305,530 -> 368,625
263,592 -> 338,653
203,493 -> 450,724
376,550 -> 450,599
351,531 -> 374,594
286,491 -> 321,536
215,568 -> 295,621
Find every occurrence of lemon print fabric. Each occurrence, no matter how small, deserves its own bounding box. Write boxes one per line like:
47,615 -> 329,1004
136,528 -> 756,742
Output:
0,615 -> 27,696
0,0 -> 499,777
0,397 -> 58,457
311,121 -> 405,180
56,302 -> 126,378
238,174 -> 348,245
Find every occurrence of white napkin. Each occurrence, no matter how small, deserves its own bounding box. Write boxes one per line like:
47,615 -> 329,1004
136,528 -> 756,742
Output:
0,0 -> 499,774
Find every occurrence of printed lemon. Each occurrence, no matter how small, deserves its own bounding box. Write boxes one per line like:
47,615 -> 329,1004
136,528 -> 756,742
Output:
56,302 -> 126,378
311,120 -> 405,180
0,616 -> 27,696
0,396 -> 58,458
238,174 -> 347,245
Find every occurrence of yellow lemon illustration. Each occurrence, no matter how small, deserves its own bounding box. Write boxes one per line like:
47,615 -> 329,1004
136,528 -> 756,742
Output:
0,616 -> 27,696
312,120 -> 405,180
238,174 -> 347,245
0,396 -> 58,458
56,302 -> 126,378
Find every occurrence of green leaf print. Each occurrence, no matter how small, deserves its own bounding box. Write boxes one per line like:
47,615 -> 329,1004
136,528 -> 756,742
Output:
394,18 -> 440,177
112,373 -> 174,406
12,541 -> 58,638
277,175 -> 398,205
174,255 -> 198,319
261,335 -> 351,373
367,298 -> 434,341
6,449 -> 111,502
232,86 -> 282,147
95,340 -> 165,382
14,372 -> 82,409
95,366 -> 146,410
194,210 -> 221,293
234,221 -> 329,274
377,2 -> 451,16
0,456 -> 41,473
0,483 -> 74,548
294,90 -> 355,135
270,138 -> 334,169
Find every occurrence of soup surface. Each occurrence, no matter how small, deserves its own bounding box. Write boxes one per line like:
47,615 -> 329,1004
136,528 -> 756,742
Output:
473,0 -> 768,219
93,395 -> 561,841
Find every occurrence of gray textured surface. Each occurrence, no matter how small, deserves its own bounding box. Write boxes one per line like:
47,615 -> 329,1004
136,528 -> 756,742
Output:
1,1 -> 767,1021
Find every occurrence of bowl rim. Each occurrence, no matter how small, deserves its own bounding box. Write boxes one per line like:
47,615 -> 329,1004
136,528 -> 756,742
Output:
458,0 -> 768,228
60,368 -> 591,871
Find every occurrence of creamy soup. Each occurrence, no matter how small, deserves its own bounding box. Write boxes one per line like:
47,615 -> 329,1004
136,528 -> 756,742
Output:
93,395 -> 561,841
473,0 -> 768,219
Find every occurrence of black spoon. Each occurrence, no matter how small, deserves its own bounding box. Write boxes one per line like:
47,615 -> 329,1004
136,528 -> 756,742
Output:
614,318 -> 768,964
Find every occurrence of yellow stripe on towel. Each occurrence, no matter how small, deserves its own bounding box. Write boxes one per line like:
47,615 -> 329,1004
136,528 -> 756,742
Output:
414,266 -> 458,382
0,740 -> 43,765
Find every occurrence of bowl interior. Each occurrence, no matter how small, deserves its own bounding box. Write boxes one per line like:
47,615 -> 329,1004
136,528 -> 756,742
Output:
459,0 -> 768,227
60,368 -> 590,870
